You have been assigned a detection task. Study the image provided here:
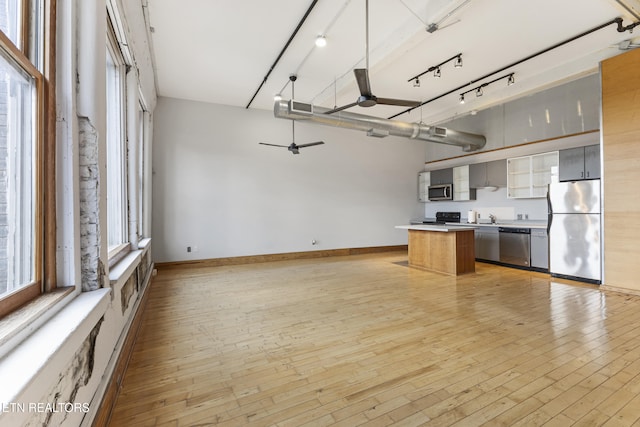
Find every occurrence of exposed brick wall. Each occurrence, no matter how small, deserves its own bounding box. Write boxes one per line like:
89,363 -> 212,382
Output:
78,117 -> 105,291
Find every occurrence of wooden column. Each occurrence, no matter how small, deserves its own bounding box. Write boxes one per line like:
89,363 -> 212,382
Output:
601,47 -> 640,294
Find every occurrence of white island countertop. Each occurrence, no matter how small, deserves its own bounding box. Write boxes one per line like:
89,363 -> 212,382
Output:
449,222 -> 548,229
395,224 -> 479,232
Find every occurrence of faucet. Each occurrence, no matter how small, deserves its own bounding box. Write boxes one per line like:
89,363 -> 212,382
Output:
489,214 -> 497,224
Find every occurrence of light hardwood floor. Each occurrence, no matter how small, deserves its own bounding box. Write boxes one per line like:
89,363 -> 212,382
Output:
108,251 -> 640,426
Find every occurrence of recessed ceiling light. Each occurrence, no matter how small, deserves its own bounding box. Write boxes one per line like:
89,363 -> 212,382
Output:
315,35 -> 327,47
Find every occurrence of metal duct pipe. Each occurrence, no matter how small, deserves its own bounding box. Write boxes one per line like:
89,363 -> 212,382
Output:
273,100 -> 486,151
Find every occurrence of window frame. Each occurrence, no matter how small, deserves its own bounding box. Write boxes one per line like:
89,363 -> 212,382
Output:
105,18 -> 129,263
137,99 -> 151,241
0,0 -> 53,319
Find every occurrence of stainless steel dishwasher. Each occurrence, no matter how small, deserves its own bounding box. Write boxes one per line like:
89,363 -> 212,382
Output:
499,227 -> 531,267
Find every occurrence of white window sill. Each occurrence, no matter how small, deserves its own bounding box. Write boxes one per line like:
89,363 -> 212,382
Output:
0,239 -> 152,411
109,250 -> 142,289
138,237 -> 151,250
0,288 -> 110,405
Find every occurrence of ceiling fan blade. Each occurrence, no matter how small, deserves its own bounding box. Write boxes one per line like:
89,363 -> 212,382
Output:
376,97 -> 421,107
354,69 -> 372,97
324,101 -> 358,114
259,142 -> 288,148
296,141 -> 325,148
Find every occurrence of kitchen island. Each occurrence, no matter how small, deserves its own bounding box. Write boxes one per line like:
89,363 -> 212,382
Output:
395,224 -> 477,275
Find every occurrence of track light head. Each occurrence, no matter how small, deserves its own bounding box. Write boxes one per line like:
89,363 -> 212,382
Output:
507,74 -> 515,86
459,94 -> 465,104
413,78 -> 420,87
476,87 -> 483,97
454,55 -> 463,68
434,67 -> 441,78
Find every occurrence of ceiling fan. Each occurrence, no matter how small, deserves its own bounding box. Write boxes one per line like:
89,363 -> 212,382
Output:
260,75 -> 325,155
325,0 -> 420,115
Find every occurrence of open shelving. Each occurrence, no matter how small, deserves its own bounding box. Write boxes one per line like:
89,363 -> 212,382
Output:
507,151 -> 558,198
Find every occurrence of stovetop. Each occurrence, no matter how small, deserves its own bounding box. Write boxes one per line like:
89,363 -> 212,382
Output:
423,211 -> 461,224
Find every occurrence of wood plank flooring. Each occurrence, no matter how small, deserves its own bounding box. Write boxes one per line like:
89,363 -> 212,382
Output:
108,251 -> 640,426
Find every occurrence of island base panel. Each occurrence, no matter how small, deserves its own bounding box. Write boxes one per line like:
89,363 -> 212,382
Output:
408,229 -> 475,275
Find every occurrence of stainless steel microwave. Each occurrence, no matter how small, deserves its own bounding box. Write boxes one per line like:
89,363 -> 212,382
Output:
428,183 -> 453,201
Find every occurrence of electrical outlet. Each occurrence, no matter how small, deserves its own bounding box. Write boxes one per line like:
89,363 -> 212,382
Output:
187,246 -> 191,253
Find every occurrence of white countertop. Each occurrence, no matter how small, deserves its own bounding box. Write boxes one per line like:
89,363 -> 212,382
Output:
451,222 -> 548,229
396,224 -> 479,232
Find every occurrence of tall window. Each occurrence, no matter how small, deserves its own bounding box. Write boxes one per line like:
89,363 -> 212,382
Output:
137,103 -> 145,239
106,21 -> 128,259
0,0 -> 48,317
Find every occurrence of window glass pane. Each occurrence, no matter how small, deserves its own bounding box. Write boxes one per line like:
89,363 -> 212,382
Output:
28,0 -> 44,71
0,0 -> 22,48
137,105 -> 144,239
106,47 -> 126,250
0,47 -> 36,298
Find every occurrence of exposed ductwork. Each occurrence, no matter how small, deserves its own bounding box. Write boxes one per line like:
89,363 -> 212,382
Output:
273,100 -> 486,152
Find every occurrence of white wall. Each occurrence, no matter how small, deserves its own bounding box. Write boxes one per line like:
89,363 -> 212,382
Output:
152,97 -> 429,262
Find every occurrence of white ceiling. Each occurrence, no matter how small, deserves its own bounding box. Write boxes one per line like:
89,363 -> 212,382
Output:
146,0 -> 640,125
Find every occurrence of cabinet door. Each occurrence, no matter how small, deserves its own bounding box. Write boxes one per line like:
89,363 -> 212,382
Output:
453,165 -> 475,201
475,228 -> 500,261
530,229 -> 548,270
507,156 -> 532,198
584,144 -> 601,179
418,172 -> 430,202
469,163 -> 486,188
531,151 -> 558,197
559,147 -> 585,181
430,168 -> 453,185
486,159 -> 507,187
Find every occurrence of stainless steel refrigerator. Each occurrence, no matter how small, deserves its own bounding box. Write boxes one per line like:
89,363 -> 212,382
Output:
547,180 -> 601,283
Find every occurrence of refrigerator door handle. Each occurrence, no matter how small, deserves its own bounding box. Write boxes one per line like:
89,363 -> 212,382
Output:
547,187 -> 552,234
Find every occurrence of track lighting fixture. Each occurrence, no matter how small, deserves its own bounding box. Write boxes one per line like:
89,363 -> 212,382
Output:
315,35 -> 327,47
408,53 -> 462,86
458,73 -> 515,103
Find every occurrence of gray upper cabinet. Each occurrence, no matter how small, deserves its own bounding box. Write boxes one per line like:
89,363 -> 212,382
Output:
584,144 -> 601,180
430,168 -> 453,185
469,160 -> 507,188
559,144 -> 600,181
469,163 -> 485,188
486,160 -> 507,187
